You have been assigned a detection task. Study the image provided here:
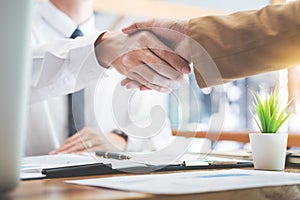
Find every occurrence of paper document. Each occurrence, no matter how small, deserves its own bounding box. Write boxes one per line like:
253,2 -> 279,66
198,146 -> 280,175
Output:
20,172 -> 46,179
21,154 -> 100,172
129,152 -> 182,165
67,169 -> 300,195
21,154 -> 101,180
129,151 -> 252,166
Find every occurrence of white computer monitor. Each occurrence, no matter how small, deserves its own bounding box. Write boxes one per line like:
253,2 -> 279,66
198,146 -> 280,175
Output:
0,0 -> 32,193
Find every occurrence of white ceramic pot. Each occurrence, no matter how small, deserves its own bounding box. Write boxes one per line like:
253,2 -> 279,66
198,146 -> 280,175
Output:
249,133 -> 288,171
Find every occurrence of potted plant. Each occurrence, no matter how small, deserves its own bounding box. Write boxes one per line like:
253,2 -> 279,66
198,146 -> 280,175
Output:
249,87 -> 293,170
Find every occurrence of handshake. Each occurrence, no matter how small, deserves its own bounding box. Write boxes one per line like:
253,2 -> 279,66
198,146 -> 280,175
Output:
95,19 -> 192,93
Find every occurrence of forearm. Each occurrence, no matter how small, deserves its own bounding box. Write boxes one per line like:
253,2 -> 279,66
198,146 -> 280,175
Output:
189,1 -> 300,87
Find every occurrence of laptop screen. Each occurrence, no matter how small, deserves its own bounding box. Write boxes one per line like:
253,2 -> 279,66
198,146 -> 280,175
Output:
0,0 -> 32,193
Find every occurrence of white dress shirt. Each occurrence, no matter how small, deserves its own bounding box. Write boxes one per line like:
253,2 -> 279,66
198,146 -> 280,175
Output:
26,2 -> 171,156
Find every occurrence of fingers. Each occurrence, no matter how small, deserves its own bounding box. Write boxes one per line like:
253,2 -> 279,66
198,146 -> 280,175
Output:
122,19 -> 191,63
117,51 -> 185,91
147,48 -> 191,74
140,85 -> 151,91
121,78 -> 141,89
122,20 -> 154,34
49,133 -> 83,154
48,128 -> 104,154
138,31 -> 190,75
122,19 -> 189,38
130,63 -> 178,89
121,78 -> 152,91
126,70 -> 171,93
48,128 -> 128,155
142,49 -> 185,80
122,32 -> 189,89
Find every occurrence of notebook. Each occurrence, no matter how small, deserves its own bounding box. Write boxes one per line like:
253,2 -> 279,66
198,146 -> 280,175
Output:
286,151 -> 300,167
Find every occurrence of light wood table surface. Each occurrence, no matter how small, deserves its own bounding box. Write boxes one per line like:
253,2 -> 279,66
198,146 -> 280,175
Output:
172,130 -> 300,148
3,167 -> 300,200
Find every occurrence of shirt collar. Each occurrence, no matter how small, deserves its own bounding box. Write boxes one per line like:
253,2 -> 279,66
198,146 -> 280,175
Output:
38,1 -> 96,38
78,15 -> 96,35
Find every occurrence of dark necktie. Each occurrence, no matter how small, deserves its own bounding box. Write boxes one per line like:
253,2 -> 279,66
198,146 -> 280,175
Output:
68,28 -> 85,136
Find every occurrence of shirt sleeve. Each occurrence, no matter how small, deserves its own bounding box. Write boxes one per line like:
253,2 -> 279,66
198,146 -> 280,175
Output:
30,33 -> 107,103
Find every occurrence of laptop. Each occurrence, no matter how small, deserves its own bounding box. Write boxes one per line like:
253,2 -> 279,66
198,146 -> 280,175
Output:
0,0 -> 32,193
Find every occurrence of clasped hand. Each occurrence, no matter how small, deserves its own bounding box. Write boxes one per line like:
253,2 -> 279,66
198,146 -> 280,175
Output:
95,22 -> 190,92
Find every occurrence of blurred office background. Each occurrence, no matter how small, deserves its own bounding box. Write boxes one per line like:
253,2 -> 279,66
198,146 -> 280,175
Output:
38,0 -> 299,150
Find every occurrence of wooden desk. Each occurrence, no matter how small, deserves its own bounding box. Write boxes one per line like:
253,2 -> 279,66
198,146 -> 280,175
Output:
172,130 -> 300,148
5,167 -> 300,200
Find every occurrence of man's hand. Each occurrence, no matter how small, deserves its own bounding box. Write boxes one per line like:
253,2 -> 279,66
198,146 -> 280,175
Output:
48,128 -> 127,154
95,31 -> 190,92
122,19 -> 190,59
121,19 -> 191,90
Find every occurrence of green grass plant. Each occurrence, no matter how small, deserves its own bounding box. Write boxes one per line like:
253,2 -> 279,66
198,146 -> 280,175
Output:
251,87 -> 293,133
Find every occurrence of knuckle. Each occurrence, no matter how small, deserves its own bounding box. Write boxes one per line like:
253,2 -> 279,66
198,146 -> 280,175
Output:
137,34 -> 153,47
120,54 -> 131,66
120,56 -> 136,73
144,51 -> 154,60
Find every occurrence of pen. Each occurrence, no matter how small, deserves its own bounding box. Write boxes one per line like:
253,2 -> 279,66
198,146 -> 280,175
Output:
96,151 -> 131,160
183,160 -> 238,167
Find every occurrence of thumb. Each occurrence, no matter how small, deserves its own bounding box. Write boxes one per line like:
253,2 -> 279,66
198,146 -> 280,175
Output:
122,20 -> 155,34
